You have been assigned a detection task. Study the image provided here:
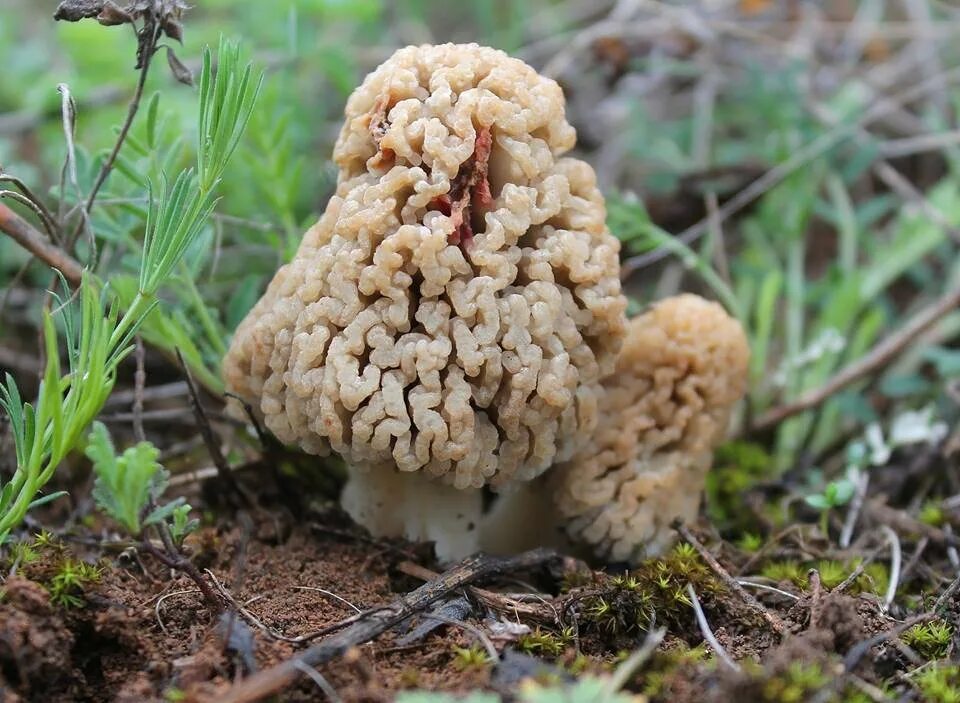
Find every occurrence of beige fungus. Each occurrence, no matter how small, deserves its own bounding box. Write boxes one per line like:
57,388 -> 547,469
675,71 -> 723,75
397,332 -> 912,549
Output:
225,43 -> 748,563
224,43 -> 627,558
550,294 -> 750,562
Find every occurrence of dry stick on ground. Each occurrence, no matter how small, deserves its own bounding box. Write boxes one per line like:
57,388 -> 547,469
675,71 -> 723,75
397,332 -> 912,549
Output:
751,281 -> 960,432
397,560 -> 556,623
808,569 -> 824,630
834,546 -> 882,595
673,521 -> 787,635
899,536 -> 930,585
737,524 -> 803,576
140,535 -> 223,614
808,612 -> 937,703
866,499 -> 960,548
839,470 -> 871,549
212,548 -> 560,703
933,571 -> 960,615
687,583 -> 740,672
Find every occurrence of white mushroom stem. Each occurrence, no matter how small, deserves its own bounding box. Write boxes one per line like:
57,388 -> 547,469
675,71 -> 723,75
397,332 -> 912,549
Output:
477,480 -> 571,556
340,466 -> 483,563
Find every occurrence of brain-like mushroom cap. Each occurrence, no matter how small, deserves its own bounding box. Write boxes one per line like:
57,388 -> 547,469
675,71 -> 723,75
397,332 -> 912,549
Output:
550,294 -> 750,562
224,43 -> 627,490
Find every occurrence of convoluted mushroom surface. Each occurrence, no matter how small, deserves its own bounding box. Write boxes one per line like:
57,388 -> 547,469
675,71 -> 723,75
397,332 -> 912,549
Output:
548,295 -> 750,562
224,44 -> 626,546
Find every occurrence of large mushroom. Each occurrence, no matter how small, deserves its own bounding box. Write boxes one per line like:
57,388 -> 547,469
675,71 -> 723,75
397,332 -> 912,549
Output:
225,43 -> 750,564
224,43 -> 627,560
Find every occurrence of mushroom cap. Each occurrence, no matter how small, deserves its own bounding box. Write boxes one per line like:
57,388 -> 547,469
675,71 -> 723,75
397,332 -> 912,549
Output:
224,43 -> 626,490
550,294 -> 750,562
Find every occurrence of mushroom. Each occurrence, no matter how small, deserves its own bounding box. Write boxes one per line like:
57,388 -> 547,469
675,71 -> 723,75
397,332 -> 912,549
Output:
554,293 -> 750,560
225,44 -> 750,564
223,43 -> 627,560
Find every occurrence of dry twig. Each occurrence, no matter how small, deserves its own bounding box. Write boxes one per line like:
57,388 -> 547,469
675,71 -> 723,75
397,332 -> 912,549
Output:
687,583 -> 740,672
397,560 -> 555,623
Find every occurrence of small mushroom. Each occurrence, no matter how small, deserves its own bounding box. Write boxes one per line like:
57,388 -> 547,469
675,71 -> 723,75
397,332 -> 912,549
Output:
553,294 -> 749,562
223,43 -> 627,560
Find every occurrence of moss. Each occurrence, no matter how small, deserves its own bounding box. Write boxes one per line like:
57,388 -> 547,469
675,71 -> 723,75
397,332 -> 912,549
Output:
919,501 -> 946,527
814,560 -> 848,589
736,532 -> 764,553
760,661 -> 829,702
564,653 -> 600,676
1,532 -> 102,608
757,558 -> 887,596
579,543 -> 723,638
760,560 -> 806,587
517,627 -> 575,658
705,441 -> 772,530
640,643 -> 709,699
47,558 -> 102,608
398,667 -> 424,689
914,665 -> 960,703
5,538 -> 41,567
452,645 -> 493,671
902,620 -> 953,660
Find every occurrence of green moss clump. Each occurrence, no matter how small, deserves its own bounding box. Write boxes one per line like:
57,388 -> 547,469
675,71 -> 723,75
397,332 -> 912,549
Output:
914,665 -> 960,703
903,620 -> 953,660
517,627 -> 574,658
736,532 -> 764,553
757,558 -> 887,596
452,645 -> 493,671
760,661 -> 829,702
705,441 -> 773,530
48,558 -> 102,608
580,543 -> 723,638
1,531 -> 102,608
919,501 -> 946,527
641,643 -> 709,699
760,560 -> 806,587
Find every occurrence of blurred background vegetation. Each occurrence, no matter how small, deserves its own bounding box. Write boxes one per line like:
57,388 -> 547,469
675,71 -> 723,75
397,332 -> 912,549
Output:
2,0 -> 959,536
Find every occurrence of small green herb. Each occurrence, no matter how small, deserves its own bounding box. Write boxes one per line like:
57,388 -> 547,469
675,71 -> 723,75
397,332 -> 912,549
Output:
86,422 -> 197,543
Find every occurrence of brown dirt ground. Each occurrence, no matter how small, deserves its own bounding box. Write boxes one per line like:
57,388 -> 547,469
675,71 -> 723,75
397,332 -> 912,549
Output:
0,502 -> 904,703
0,516 -> 503,702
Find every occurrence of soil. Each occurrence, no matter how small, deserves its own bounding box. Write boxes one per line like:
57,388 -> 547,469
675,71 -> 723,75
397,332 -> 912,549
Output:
0,514 -> 498,702
0,421 -> 955,703
0,492 -> 907,703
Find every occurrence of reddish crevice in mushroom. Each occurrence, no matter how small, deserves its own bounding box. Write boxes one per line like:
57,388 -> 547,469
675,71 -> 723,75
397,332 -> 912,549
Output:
429,126 -> 494,249
368,92 -> 395,166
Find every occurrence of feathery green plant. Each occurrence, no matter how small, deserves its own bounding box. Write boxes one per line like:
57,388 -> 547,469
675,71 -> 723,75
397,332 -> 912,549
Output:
86,421 -> 197,542
0,36 -> 260,545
